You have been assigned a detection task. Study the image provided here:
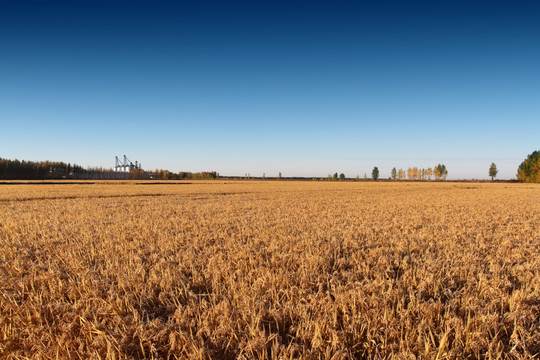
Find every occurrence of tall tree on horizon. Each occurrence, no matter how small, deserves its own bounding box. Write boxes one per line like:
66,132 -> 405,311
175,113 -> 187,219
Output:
372,167 -> 379,181
391,167 -> 397,180
489,163 -> 498,181
434,164 -> 448,181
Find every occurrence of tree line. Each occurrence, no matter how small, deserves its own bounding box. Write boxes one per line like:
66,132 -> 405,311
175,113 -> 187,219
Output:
0,157 -> 218,181
389,164 -> 448,181
2,152 -> 539,182
321,165 -> 449,181
0,158 -> 87,180
321,154 -> 538,183
146,170 -> 218,180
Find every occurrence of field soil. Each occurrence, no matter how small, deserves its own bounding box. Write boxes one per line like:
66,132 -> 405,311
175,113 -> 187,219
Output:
1,181 -> 539,359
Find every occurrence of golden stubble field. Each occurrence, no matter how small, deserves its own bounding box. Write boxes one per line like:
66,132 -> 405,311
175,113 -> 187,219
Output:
0,181 -> 539,359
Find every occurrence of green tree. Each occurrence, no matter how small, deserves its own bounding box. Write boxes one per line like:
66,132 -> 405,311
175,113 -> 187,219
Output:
517,151 -> 540,183
391,167 -> 397,180
333,172 -> 338,181
489,163 -> 498,181
434,164 -> 448,180
372,166 -> 379,181
339,173 -> 345,181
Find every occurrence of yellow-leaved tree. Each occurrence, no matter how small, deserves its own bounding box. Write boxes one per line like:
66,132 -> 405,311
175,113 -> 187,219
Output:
517,151 -> 540,182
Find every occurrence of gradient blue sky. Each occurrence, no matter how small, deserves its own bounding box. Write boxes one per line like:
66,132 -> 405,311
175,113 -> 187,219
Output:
2,1 -> 539,179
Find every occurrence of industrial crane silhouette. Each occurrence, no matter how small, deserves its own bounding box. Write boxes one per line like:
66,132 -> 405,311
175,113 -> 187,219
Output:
114,155 -> 141,172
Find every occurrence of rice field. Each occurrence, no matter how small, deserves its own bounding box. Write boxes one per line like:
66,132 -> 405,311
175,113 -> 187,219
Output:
0,181 -> 539,359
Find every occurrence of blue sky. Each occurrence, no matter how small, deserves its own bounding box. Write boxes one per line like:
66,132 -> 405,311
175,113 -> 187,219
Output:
1,1 -> 539,179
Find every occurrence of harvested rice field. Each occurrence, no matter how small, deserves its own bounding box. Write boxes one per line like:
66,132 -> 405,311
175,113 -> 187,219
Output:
0,181 -> 539,359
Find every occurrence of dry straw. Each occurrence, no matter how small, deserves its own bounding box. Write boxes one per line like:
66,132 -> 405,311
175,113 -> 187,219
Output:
1,181 -> 539,359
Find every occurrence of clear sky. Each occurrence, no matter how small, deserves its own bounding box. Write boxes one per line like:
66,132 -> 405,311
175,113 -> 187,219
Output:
1,0 -> 539,179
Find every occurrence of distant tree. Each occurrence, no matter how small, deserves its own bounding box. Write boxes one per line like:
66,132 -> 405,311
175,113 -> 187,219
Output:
355,174 -> 360,181
517,151 -> 540,183
159,170 -> 172,180
129,167 -> 145,180
278,172 -> 282,180
339,173 -> 345,181
425,167 -> 433,180
442,165 -> 448,180
333,172 -> 338,181
178,171 -> 193,179
489,163 -> 498,181
433,167 -> 439,180
262,172 -> 266,180
192,171 -> 218,180
391,167 -> 397,180
412,167 -> 420,180
398,168 -> 405,180
364,173 -> 367,181
372,167 -> 379,181
434,164 -> 448,181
